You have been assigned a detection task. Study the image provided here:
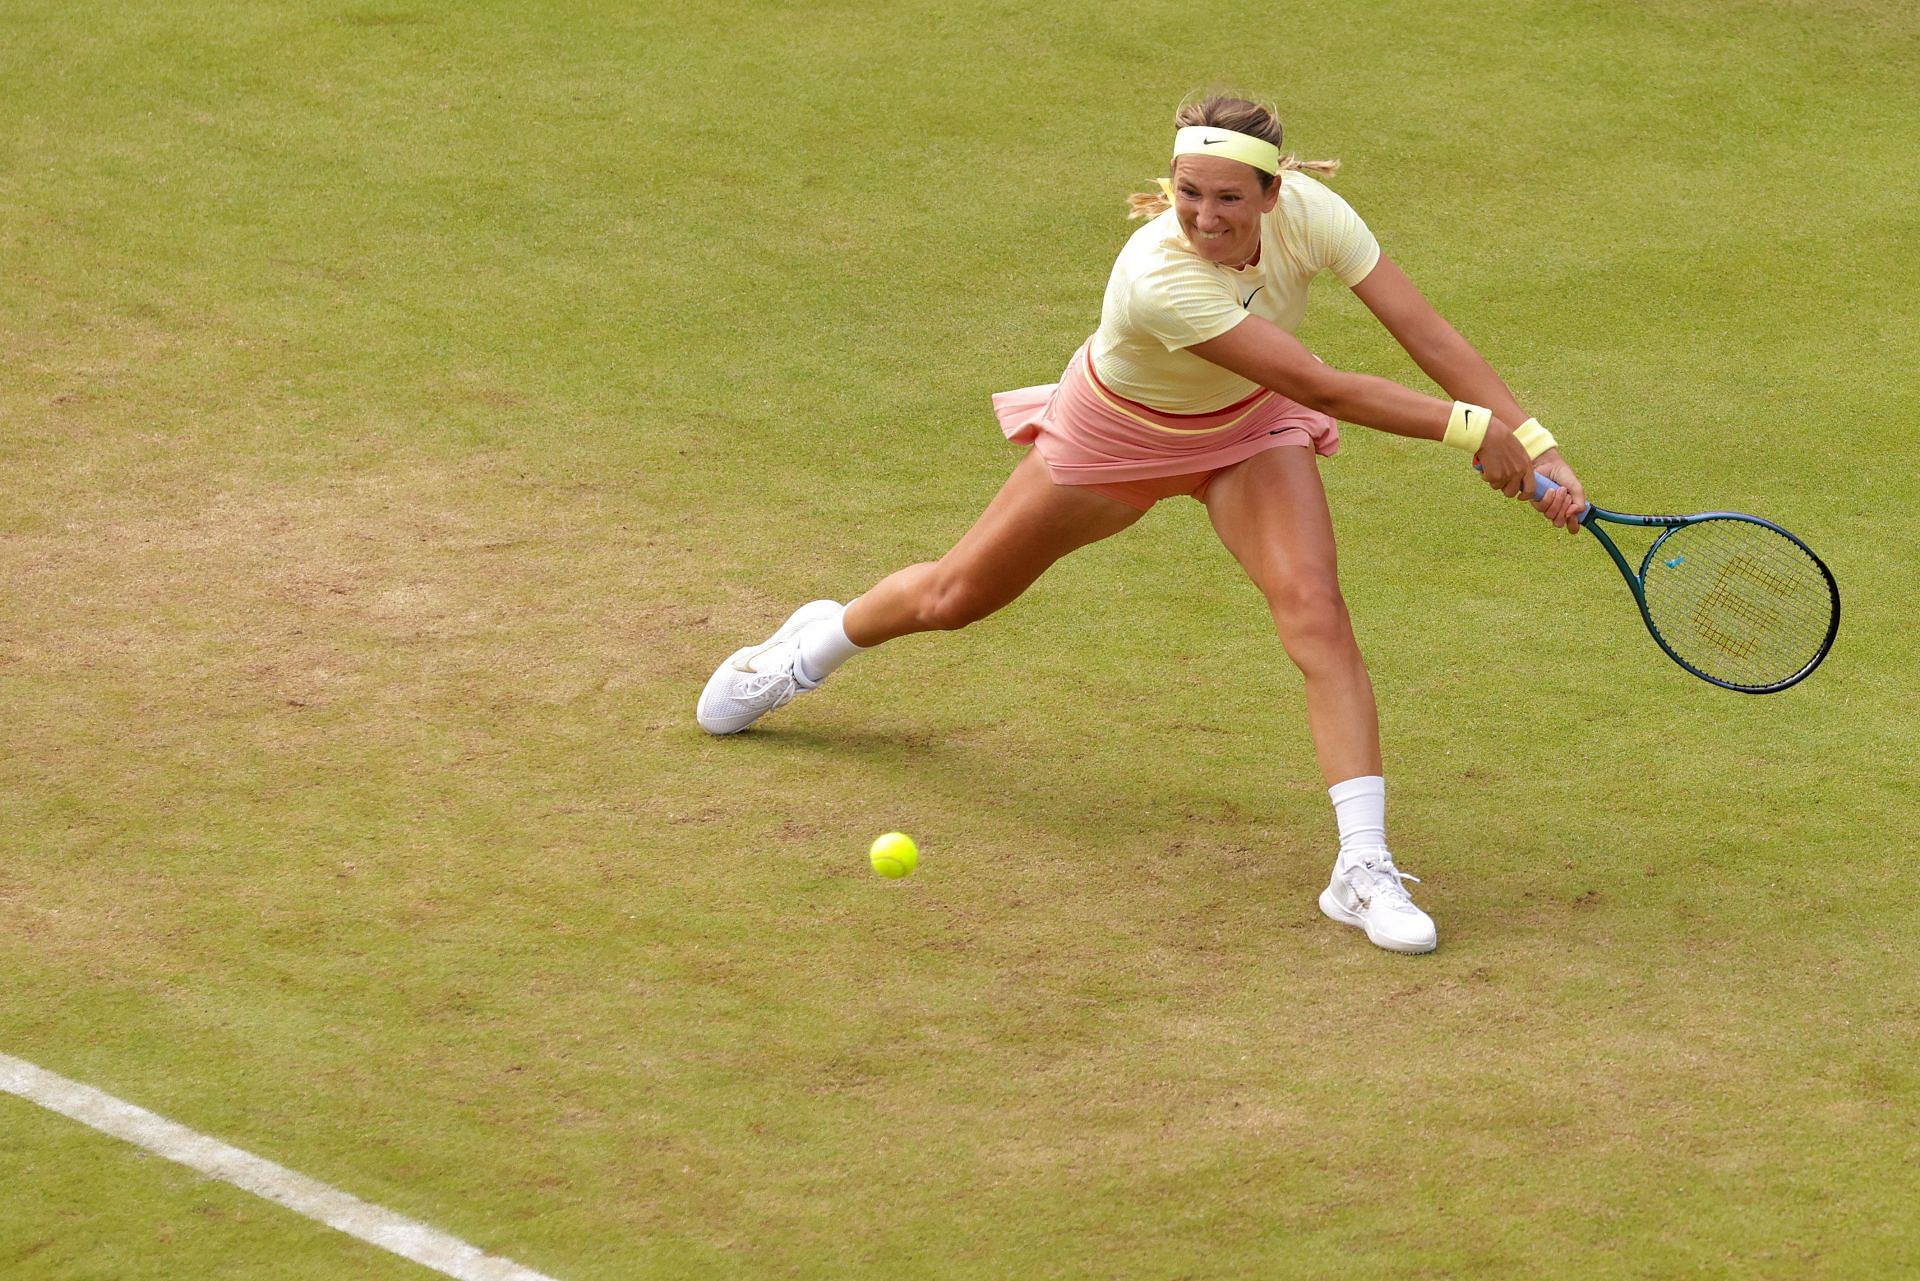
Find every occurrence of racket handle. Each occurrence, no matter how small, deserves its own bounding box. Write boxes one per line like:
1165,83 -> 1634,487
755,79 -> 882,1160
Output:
1472,461 -> 1589,522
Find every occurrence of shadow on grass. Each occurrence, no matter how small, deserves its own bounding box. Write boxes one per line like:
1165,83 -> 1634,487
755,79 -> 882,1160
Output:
691,715 -> 1316,870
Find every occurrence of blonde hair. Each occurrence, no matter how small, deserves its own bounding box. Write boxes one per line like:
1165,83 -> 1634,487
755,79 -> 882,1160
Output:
1126,94 -> 1340,220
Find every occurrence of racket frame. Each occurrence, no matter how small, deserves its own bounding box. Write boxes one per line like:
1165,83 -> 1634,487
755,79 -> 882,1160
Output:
1574,503 -> 1840,693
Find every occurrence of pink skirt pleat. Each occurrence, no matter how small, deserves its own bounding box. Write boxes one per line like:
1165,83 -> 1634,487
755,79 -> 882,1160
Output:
992,341 -> 1339,487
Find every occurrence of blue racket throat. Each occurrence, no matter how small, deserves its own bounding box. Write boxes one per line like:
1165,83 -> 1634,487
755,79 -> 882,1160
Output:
1482,465 -> 1840,693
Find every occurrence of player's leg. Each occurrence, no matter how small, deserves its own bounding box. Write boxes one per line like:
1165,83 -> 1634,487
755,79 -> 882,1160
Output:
1201,447 -> 1379,783
1200,446 -> 1435,954
843,449 -> 1145,645
697,450 -> 1144,734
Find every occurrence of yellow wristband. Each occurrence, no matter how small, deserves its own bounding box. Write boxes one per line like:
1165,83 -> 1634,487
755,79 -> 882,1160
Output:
1513,417 -> 1557,460
1443,401 -> 1491,452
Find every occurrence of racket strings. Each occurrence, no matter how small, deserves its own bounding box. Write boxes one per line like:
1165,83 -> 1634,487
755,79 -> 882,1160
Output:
1693,559 -> 1793,659
1638,518 -> 1835,689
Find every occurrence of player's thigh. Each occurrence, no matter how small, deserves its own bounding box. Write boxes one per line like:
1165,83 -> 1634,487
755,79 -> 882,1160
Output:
938,449 -> 1144,605
1201,446 -> 1342,611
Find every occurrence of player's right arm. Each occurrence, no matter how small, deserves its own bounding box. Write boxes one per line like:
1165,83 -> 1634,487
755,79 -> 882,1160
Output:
1187,313 -> 1537,490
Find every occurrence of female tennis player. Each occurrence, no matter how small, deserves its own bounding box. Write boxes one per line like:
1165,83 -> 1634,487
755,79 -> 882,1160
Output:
697,95 -> 1584,954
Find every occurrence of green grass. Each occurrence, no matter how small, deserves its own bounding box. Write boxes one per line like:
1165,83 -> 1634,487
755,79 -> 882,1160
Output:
4,1 -> 1918,1278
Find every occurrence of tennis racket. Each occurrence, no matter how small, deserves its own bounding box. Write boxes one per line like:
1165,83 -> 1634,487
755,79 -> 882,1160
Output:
1513,471 -> 1839,693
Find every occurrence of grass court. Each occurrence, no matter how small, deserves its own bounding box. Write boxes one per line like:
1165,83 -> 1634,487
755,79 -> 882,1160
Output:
3,1 -> 1917,1277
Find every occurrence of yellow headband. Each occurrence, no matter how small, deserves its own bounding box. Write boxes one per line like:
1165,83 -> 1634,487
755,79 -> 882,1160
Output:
1172,125 -> 1281,175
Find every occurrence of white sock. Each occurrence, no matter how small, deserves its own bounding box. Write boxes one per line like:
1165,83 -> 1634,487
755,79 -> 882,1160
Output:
1327,775 -> 1388,865
795,601 -> 865,685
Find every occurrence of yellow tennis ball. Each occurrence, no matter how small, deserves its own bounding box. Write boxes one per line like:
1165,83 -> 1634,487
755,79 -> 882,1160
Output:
869,831 -> 918,879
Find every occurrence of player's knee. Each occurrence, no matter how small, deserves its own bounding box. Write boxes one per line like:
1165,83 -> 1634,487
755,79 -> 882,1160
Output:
1268,578 -> 1355,655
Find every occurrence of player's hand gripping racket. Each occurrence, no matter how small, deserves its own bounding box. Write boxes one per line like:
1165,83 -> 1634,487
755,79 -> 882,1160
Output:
1509,471 -> 1839,692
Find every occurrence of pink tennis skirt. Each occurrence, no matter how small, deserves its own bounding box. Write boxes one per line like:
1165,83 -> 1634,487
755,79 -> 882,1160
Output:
991,341 -> 1339,509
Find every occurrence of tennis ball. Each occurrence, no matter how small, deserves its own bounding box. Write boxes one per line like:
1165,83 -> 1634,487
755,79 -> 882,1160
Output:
869,831 -> 918,879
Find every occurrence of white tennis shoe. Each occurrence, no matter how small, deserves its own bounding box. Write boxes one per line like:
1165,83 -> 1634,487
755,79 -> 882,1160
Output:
1319,849 -> 1438,954
696,600 -> 843,735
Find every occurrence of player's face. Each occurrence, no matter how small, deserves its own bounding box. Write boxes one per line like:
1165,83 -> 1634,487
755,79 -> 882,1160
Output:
1171,155 -> 1278,268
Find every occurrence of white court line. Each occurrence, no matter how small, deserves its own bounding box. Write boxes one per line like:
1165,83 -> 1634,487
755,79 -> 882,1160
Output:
1,1052 -> 560,1281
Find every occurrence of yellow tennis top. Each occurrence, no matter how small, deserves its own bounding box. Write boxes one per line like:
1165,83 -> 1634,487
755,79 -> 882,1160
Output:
1090,171 -> 1381,413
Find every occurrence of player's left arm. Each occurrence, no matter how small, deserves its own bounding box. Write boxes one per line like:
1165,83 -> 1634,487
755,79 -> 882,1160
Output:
1351,254 -> 1586,528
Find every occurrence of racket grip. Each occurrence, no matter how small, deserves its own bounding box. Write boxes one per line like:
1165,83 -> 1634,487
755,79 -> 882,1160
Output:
1472,460 -> 1581,515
